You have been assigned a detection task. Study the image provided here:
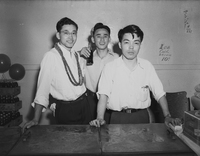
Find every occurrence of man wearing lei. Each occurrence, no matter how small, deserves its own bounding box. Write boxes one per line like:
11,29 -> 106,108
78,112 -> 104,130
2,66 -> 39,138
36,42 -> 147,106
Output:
23,17 -> 92,131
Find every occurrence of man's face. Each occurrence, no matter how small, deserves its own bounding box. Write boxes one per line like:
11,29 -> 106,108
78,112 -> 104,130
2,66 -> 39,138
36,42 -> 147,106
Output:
92,28 -> 110,51
119,33 -> 141,60
57,24 -> 77,51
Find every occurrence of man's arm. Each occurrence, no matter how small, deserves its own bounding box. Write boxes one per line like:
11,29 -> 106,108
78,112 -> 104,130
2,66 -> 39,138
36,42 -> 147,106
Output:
158,95 -> 170,117
22,103 -> 44,132
158,95 -> 182,126
97,94 -> 108,119
90,94 -> 108,127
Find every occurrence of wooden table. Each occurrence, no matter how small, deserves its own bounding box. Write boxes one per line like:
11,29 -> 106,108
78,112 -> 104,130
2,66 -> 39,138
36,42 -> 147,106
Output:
5,124 -> 196,156
0,126 -> 21,156
8,125 -> 101,156
178,133 -> 200,156
100,124 -> 195,156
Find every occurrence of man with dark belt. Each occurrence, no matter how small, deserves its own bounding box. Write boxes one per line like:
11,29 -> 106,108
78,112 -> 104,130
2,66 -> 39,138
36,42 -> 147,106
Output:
90,24 -> 182,127
79,23 -> 119,120
23,17 -> 92,132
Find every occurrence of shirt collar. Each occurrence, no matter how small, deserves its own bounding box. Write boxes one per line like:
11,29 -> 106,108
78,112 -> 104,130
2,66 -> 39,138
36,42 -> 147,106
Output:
118,56 -> 144,69
107,49 -> 115,56
57,42 -> 75,55
137,58 -> 144,69
93,48 -> 114,58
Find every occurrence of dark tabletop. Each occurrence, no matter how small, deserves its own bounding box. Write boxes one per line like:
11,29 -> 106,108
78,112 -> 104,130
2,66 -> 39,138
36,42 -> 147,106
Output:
100,123 -> 195,156
4,124 -> 195,156
8,125 -> 101,156
0,126 -> 22,156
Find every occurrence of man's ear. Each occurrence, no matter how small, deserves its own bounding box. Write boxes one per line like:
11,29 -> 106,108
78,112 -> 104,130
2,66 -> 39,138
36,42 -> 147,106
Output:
56,32 -> 60,40
109,37 -> 111,43
91,36 -> 94,43
118,42 -> 122,49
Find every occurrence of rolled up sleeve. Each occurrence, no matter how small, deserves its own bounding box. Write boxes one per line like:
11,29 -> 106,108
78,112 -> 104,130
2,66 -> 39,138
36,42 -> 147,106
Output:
148,64 -> 166,102
32,52 -> 55,112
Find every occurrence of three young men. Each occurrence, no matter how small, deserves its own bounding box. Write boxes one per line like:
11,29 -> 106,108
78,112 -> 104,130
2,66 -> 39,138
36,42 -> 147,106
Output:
23,17 -> 181,131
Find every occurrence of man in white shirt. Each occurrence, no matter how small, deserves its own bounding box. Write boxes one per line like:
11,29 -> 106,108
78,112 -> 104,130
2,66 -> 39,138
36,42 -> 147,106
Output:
80,23 -> 119,120
90,24 -> 182,127
23,17 -> 92,131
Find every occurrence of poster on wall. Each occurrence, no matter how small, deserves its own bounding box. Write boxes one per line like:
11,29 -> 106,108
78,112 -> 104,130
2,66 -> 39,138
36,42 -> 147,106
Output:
157,39 -> 173,64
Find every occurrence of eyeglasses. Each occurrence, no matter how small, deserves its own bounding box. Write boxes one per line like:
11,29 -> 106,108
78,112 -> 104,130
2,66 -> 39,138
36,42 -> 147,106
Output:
60,31 -> 77,36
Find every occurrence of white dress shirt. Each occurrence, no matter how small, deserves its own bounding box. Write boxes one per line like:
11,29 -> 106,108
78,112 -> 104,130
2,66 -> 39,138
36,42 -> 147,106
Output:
83,49 -> 119,93
97,56 -> 165,111
32,43 -> 86,112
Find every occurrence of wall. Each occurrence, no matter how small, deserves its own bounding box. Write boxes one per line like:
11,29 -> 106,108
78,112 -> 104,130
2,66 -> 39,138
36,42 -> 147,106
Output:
0,0 -> 200,125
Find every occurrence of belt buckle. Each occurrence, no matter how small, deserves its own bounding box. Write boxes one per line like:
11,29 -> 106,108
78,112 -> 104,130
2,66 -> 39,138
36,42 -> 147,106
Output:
126,109 -> 131,113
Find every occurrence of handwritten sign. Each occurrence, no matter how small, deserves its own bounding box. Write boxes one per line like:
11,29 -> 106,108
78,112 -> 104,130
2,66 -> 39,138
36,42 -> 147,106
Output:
157,39 -> 173,64
183,9 -> 193,34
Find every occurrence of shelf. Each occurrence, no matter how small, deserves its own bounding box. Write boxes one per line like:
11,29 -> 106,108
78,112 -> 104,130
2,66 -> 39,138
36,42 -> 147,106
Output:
1,115 -> 23,127
0,86 -> 20,96
0,101 -> 22,111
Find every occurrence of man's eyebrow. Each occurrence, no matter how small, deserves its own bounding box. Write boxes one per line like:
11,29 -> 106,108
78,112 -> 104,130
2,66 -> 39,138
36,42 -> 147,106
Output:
122,38 -> 129,41
134,39 -> 141,42
95,33 -> 109,36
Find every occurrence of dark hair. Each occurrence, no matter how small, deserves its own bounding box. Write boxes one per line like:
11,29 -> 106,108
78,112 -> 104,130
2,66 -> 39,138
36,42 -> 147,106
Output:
118,25 -> 144,42
56,17 -> 78,32
93,23 -> 111,35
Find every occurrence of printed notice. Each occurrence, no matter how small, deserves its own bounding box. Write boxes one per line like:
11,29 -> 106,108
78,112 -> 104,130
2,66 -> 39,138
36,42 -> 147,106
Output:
157,39 -> 173,64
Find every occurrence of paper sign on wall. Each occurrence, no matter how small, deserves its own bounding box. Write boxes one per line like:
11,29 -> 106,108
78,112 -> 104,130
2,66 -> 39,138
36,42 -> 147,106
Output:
157,39 -> 173,64
181,4 -> 193,34
183,9 -> 193,34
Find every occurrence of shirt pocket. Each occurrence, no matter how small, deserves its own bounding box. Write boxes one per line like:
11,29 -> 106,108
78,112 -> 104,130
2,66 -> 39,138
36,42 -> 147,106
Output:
138,86 -> 149,102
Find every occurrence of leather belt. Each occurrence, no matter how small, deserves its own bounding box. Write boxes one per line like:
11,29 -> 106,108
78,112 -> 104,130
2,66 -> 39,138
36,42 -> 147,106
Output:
108,108 -> 145,114
59,91 -> 87,104
121,108 -> 144,113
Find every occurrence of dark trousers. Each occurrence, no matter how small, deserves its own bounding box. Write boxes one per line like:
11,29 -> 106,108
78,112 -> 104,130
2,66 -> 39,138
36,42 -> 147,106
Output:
79,90 -> 117,123
51,92 -> 92,125
86,90 -> 112,122
86,89 -> 98,120
105,109 -> 149,124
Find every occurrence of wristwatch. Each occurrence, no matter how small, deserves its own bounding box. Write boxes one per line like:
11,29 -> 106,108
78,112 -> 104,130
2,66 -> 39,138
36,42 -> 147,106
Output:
165,114 -> 171,119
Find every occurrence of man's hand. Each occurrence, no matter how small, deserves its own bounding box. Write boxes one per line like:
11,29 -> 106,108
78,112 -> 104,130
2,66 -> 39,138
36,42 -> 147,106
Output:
22,119 -> 38,133
80,47 -> 91,58
89,118 -> 106,127
165,116 -> 182,127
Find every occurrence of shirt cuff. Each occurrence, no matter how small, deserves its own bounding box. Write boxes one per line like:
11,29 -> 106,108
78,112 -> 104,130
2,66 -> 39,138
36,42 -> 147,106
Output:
156,92 -> 166,102
97,90 -> 110,99
31,102 -> 47,112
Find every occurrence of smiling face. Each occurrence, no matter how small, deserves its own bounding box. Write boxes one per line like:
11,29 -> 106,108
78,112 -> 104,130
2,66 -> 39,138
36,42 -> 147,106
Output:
92,28 -> 110,51
56,24 -> 77,51
119,33 -> 141,60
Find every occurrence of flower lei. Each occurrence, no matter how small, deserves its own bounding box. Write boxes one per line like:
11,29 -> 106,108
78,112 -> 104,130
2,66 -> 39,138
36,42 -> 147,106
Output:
54,43 -> 84,86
